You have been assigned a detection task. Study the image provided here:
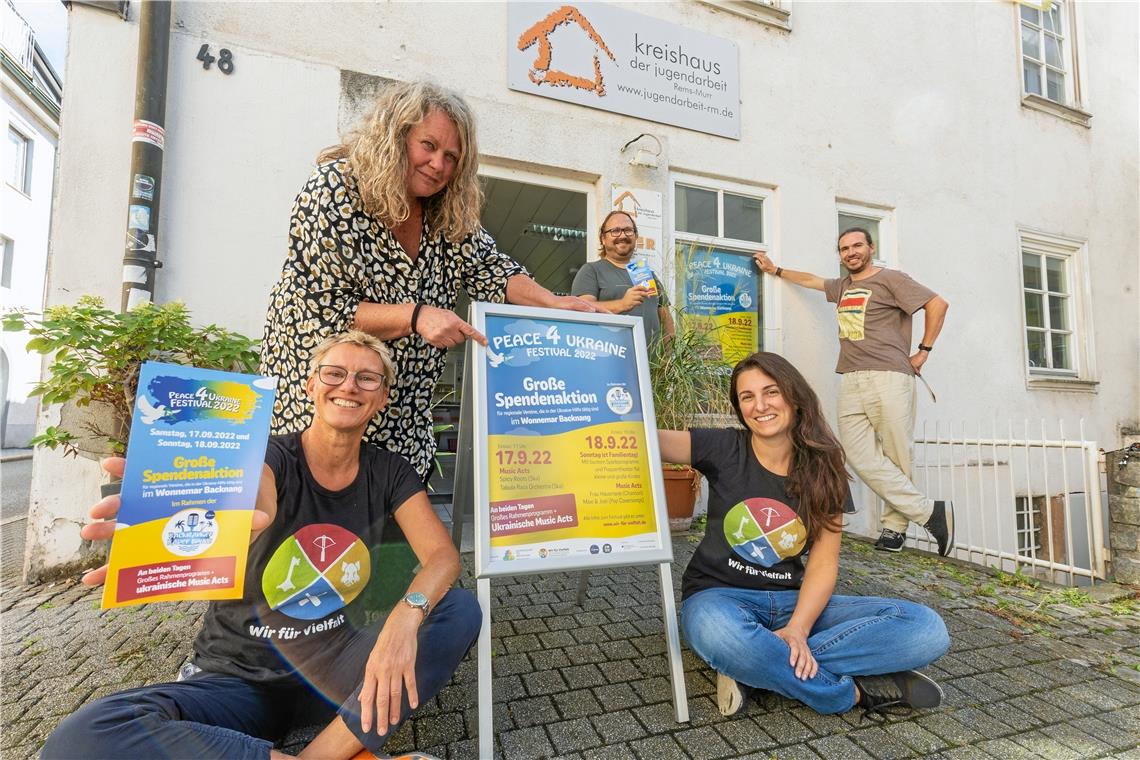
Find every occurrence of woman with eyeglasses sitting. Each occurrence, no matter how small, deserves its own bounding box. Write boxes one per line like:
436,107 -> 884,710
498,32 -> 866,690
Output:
658,351 -> 950,722
42,330 -> 476,760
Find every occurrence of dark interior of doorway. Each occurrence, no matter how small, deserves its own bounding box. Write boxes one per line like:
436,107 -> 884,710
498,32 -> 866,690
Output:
428,177 -> 587,513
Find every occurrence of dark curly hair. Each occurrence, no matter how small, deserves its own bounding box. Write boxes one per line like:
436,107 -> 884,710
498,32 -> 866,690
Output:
729,352 -> 850,540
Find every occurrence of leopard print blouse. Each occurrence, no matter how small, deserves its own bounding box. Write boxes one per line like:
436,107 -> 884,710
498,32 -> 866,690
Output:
260,159 -> 526,479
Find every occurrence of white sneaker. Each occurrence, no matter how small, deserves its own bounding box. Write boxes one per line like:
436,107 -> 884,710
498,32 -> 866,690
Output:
716,672 -> 746,716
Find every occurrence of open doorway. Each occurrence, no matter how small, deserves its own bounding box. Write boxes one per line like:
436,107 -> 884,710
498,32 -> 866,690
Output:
428,172 -> 591,499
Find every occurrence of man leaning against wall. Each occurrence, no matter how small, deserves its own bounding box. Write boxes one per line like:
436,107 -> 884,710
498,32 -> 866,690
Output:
754,228 -> 953,556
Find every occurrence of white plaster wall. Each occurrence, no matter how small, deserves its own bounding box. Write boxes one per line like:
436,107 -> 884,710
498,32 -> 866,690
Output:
26,1 -> 1138,576
25,4 -> 339,579
1,84 -> 56,445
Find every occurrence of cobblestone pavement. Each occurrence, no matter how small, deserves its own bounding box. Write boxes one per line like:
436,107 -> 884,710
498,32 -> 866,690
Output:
3,533 -> 1139,759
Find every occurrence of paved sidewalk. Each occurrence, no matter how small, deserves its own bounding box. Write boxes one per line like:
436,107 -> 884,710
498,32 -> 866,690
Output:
2,534 -> 1139,759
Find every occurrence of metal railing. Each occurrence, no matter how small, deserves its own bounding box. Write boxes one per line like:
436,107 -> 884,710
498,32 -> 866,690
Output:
1,1 -> 35,75
905,419 -> 1106,586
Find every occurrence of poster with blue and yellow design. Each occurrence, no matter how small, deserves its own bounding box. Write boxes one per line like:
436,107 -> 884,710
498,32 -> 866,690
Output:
479,311 -> 665,572
101,362 -> 275,608
679,246 -> 759,369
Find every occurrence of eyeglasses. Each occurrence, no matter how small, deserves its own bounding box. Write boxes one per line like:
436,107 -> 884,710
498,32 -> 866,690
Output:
317,365 -> 386,391
603,227 -> 636,238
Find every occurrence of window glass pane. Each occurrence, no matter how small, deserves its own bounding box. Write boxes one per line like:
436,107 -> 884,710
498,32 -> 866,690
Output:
7,128 -> 27,188
1046,69 -> 1065,102
1,238 -> 12,289
1044,35 -> 1062,67
1020,5 -> 1039,24
1050,332 -> 1072,370
1021,25 -> 1041,60
1045,256 -> 1066,292
1026,330 -> 1047,367
1024,292 -> 1044,327
1048,294 -> 1068,330
675,185 -> 717,237
1023,62 -> 1042,95
1046,3 -> 1062,33
723,193 -> 763,243
1022,253 -> 1042,290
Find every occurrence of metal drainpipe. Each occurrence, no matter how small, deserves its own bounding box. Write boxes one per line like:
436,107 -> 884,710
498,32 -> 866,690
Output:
121,0 -> 172,312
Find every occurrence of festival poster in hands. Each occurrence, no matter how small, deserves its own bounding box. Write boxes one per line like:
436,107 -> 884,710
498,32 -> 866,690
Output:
626,259 -> 659,297
101,362 -> 276,608
480,312 -> 664,570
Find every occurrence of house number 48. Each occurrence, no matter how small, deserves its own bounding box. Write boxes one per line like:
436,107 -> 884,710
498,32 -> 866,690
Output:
197,44 -> 234,75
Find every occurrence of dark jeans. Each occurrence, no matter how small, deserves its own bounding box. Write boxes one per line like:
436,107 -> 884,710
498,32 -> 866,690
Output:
42,589 -> 481,759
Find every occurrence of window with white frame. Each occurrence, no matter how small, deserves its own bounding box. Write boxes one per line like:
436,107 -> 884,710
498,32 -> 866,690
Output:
1014,496 -> 1042,557
699,0 -> 790,32
675,183 -> 764,245
7,126 -> 32,195
836,201 -> 895,270
672,176 -> 771,359
1018,1 -> 1084,111
1,237 -> 12,289
1018,229 -> 1094,385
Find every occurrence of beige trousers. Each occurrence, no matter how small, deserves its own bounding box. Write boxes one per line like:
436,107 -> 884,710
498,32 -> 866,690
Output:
837,371 -> 934,533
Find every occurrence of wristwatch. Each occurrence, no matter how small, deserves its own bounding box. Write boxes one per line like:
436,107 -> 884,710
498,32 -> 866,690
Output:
402,591 -> 431,618
918,343 -> 934,353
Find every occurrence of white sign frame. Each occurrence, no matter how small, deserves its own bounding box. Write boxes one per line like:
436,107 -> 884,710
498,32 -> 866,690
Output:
466,302 -> 689,758
472,303 -> 674,577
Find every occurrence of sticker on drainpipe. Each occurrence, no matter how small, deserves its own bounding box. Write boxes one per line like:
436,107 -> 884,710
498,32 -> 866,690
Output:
123,265 -> 147,284
126,288 -> 151,310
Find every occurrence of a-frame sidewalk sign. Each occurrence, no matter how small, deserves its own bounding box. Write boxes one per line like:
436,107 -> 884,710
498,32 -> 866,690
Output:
451,302 -> 689,759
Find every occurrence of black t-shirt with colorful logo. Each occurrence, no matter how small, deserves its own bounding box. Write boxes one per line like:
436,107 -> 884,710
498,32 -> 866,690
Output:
681,428 -> 852,601
191,433 -> 423,683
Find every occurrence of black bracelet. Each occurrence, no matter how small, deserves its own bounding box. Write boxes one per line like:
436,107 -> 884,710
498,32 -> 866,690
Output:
410,303 -> 424,335
918,343 -> 933,353
775,267 -> 784,278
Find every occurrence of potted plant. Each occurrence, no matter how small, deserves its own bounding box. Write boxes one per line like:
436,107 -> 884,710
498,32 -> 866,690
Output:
649,324 -> 733,531
3,296 -> 260,468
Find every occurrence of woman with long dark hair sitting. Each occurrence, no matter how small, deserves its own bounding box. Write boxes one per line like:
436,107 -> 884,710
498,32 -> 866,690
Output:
658,351 -> 949,719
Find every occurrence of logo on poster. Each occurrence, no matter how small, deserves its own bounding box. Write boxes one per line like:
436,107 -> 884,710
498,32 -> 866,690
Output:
163,509 -> 218,557
606,386 -> 634,415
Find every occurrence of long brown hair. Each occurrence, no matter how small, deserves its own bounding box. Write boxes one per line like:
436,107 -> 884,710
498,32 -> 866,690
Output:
318,80 -> 482,242
729,352 -> 849,540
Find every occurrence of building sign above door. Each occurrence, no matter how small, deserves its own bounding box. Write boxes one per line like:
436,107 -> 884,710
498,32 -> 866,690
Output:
508,2 -> 741,139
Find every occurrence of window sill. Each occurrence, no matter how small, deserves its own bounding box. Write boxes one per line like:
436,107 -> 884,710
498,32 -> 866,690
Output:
699,0 -> 791,32
1026,374 -> 1099,392
1021,94 -> 1092,128
5,182 -> 32,199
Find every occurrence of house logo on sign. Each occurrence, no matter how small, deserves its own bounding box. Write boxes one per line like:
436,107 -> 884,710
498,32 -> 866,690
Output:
517,5 -> 616,96
612,190 -> 640,218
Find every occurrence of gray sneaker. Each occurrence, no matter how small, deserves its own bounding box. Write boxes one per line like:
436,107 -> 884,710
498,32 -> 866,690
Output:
854,670 -> 943,723
874,528 -> 906,552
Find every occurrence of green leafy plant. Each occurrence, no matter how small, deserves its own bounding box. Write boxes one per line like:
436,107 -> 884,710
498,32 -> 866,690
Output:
648,318 -> 733,532
3,296 -> 259,457
648,322 -> 732,434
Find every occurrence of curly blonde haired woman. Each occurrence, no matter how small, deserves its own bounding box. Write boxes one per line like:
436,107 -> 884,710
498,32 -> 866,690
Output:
261,80 -> 597,481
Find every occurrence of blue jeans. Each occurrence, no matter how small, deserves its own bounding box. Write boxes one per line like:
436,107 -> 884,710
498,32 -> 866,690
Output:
41,589 -> 481,759
681,588 -> 949,714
